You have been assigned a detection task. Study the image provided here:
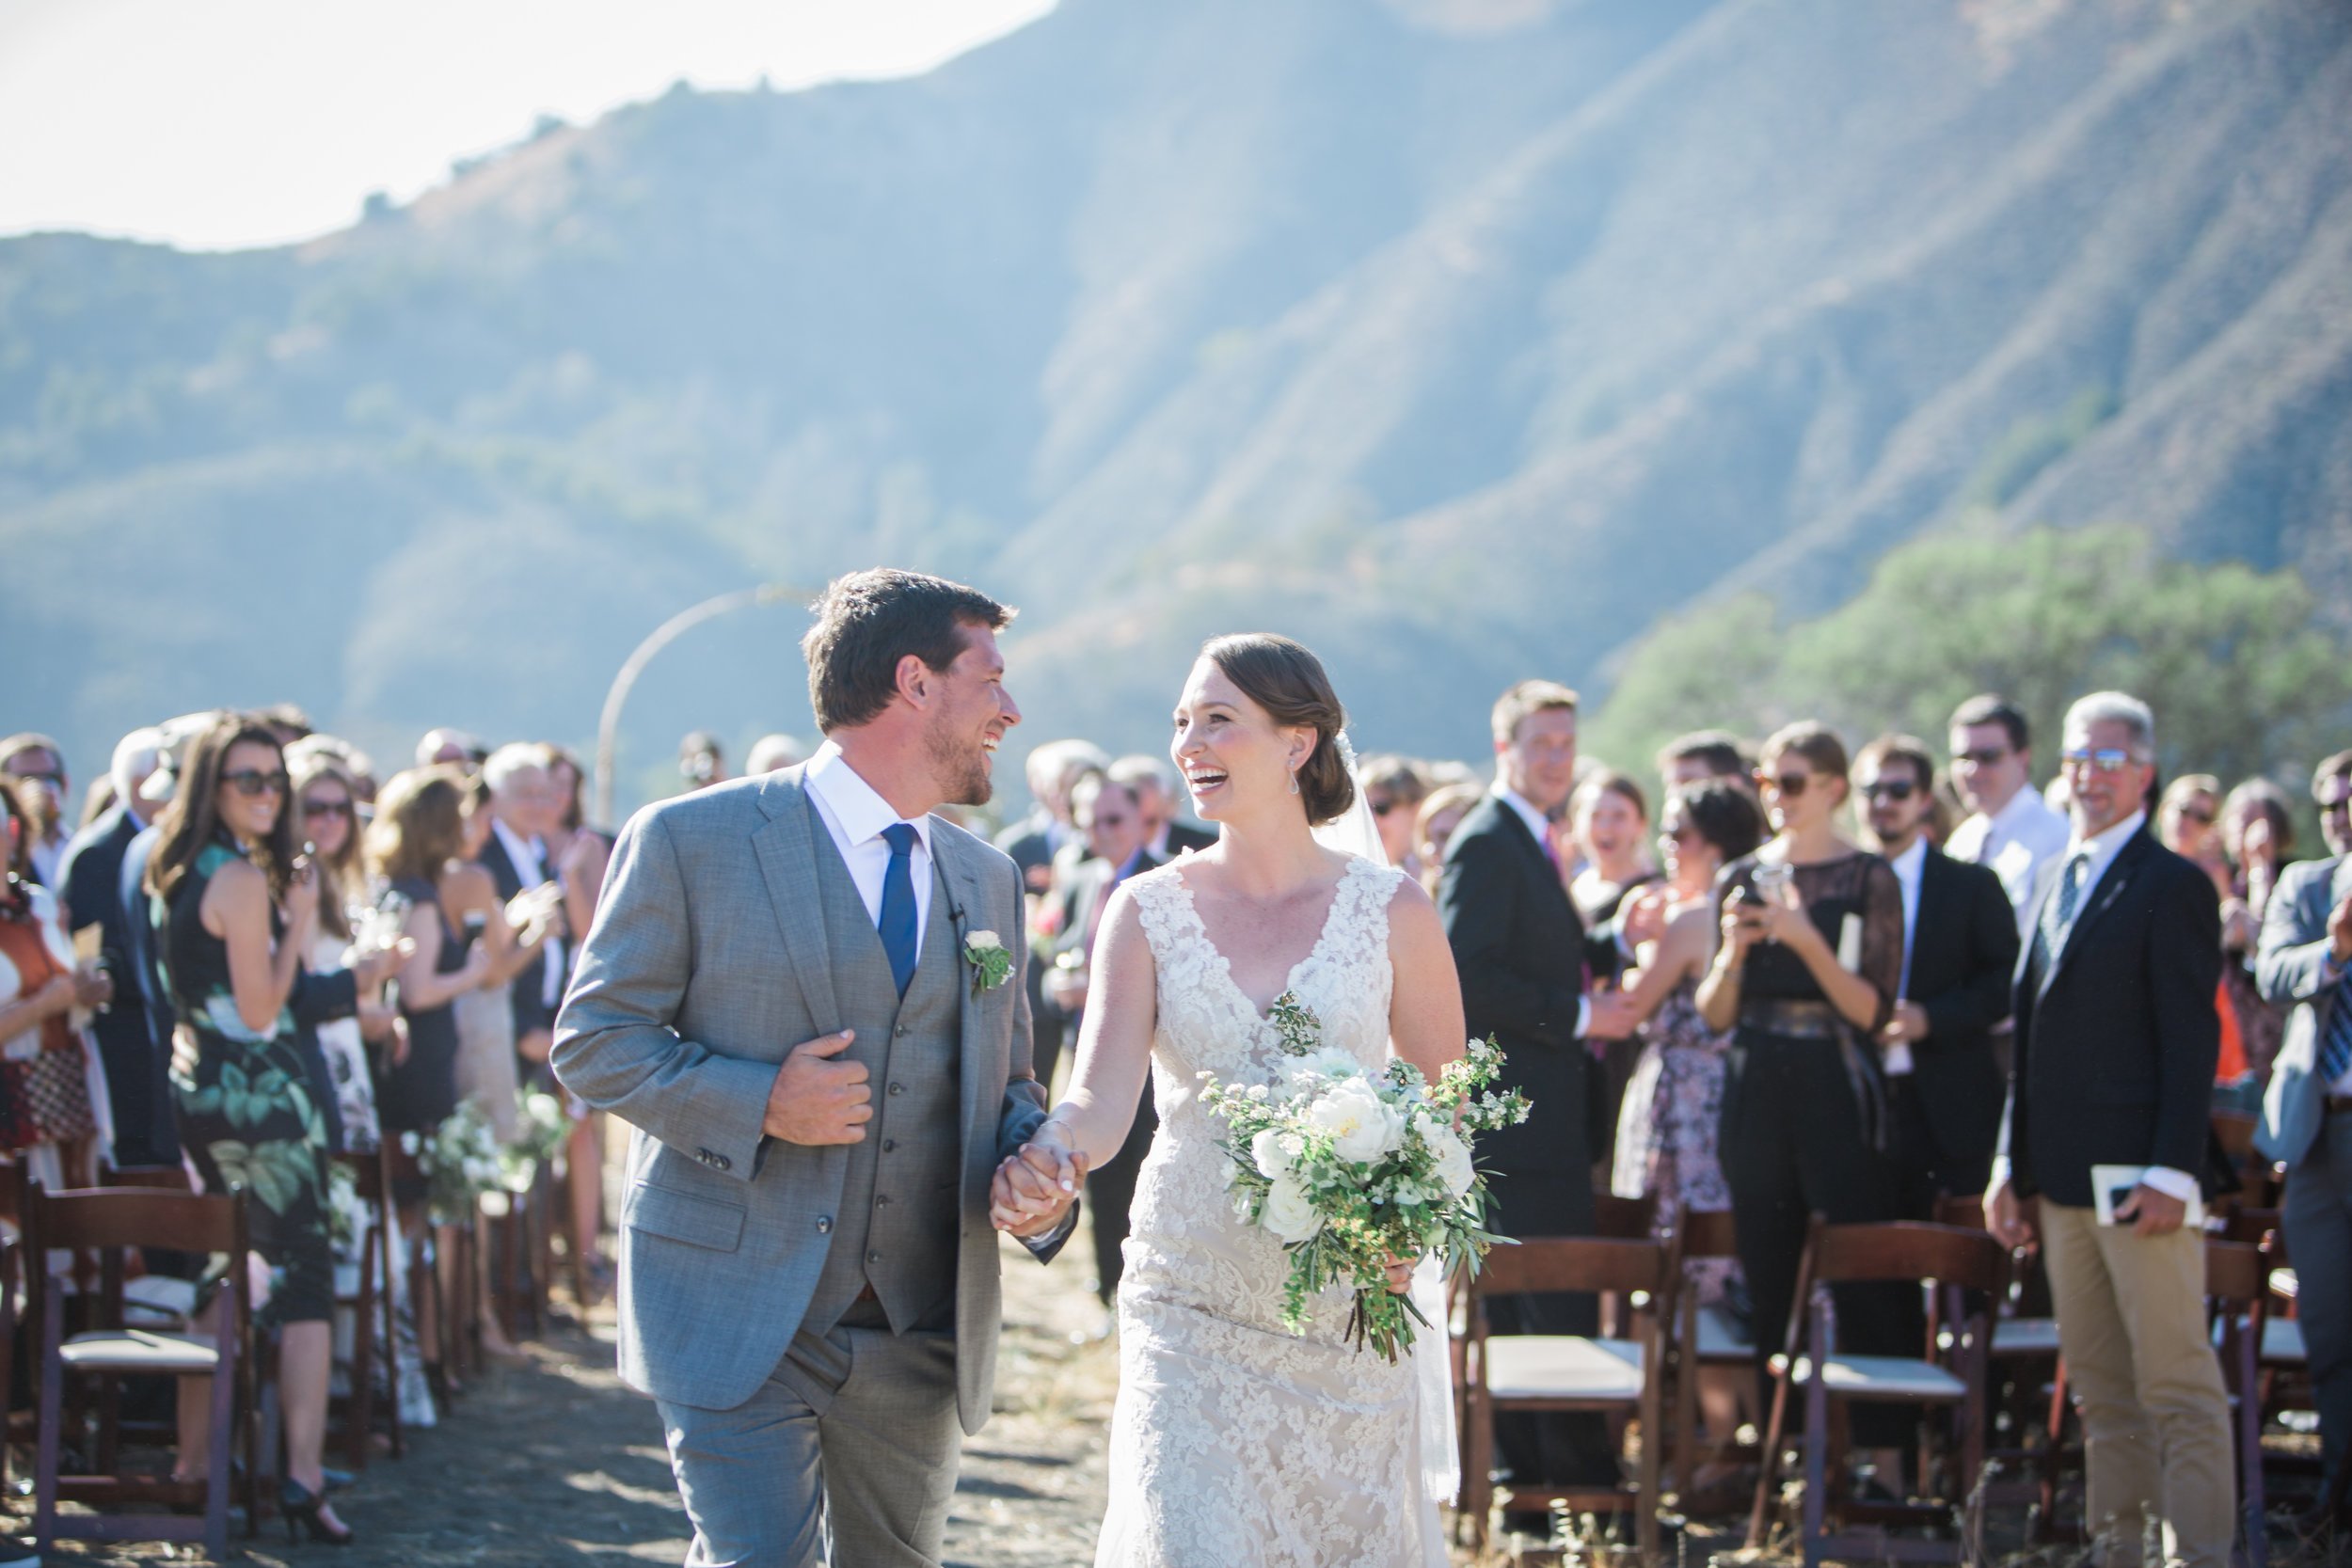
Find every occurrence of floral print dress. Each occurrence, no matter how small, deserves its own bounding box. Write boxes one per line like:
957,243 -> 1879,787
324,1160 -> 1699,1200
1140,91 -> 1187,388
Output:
156,840 -> 333,1326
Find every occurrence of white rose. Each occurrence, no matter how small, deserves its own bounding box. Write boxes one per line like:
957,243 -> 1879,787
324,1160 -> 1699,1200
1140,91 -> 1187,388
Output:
1261,1174 -> 1324,1243
1426,1124 -> 1476,1198
1309,1078 -> 1405,1164
965,929 -> 1003,951
1249,1127 -> 1292,1178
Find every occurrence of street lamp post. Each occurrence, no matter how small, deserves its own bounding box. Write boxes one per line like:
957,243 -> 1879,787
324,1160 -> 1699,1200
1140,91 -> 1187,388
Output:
593,583 -> 804,828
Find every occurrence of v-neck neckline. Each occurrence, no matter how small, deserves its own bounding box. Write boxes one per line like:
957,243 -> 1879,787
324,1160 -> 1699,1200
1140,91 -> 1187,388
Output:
1167,858 -> 1368,1024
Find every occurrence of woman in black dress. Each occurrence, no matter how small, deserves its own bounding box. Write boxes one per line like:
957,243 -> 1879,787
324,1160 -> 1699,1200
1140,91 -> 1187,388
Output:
147,715 -> 367,1543
365,767 -> 491,1144
1696,721 -> 1917,1483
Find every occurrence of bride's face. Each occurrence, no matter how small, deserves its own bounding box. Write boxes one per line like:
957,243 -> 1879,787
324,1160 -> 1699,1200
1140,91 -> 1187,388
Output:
1170,657 -> 1310,824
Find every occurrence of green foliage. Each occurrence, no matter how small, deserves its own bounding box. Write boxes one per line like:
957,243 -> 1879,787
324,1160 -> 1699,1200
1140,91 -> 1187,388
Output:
1585,523 -> 2352,792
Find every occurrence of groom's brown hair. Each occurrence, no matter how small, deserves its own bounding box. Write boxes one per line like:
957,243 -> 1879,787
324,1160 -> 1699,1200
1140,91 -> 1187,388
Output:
803,568 -> 1014,733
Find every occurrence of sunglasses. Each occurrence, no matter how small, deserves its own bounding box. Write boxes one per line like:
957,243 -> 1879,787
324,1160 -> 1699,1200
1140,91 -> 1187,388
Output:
223,769 -> 290,799
2172,804 -> 2215,826
1860,780 -> 1918,802
6,768 -> 61,786
1761,773 -> 1811,799
2058,747 -> 2138,775
1952,747 -> 2010,768
303,797 -> 355,821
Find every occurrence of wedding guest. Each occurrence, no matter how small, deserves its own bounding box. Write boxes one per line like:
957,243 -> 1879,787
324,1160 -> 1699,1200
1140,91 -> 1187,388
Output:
1358,753 -> 1430,875
1568,770 -> 1659,928
368,767 -> 496,1157
0,733 -> 72,885
2222,778 -> 2294,1090
1696,721 -> 1916,1479
1412,782 -> 1482,895
1987,692 -> 2233,1565
1945,694 -> 2070,942
2160,776 -> 2257,1099
1855,735 -> 2018,1215
290,745 -> 395,1153
1439,679 -> 1637,1489
2253,765 -> 2352,1528
447,774 -> 537,1140
679,730 -> 729,791
2319,751 -> 2352,860
478,743 -> 569,1069
1110,753 -> 1215,860
145,716 -> 352,1541
0,775 -> 111,1190
544,742 -> 616,1291
415,728 -> 484,769
744,733 -> 806,774
56,726 -> 178,1164
996,739 -> 1109,895
1657,730 -> 1751,796
78,775 -> 119,831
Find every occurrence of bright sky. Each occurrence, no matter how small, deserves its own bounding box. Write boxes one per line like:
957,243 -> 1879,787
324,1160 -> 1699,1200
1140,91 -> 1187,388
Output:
0,0 -> 1057,251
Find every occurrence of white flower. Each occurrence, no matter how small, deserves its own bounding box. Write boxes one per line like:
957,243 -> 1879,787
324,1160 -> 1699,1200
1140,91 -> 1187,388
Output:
1249,1128 -> 1292,1178
965,929 -> 1003,951
1284,1047 -> 1363,1089
1261,1174 -> 1324,1243
1309,1078 -> 1404,1164
1425,1124 -> 1476,1197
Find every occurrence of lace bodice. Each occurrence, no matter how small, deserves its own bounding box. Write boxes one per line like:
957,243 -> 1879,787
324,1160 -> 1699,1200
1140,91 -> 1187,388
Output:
1097,854 -> 1445,1568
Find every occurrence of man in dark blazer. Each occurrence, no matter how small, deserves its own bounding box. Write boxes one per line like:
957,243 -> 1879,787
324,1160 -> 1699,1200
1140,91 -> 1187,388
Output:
56,728 -> 180,1165
478,743 -> 571,1064
1987,691 -> 2233,1567
2254,754 -> 2352,1525
1438,680 -> 1634,1489
1856,736 -> 2019,1215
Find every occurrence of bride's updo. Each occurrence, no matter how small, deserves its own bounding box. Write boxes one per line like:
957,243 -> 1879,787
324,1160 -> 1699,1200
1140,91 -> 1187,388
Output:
1200,633 -> 1357,828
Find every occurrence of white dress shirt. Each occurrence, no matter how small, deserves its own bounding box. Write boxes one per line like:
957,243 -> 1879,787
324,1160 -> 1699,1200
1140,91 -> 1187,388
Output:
1947,785 -> 2072,945
1494,786 -> 1593,1038
1883,835 -> 1929,1076
804,740 -> 936,949
493,816 -> 566,1010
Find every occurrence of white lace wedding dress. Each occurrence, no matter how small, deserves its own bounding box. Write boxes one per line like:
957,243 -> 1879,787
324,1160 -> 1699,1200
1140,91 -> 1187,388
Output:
1096,856 -> 1449,1568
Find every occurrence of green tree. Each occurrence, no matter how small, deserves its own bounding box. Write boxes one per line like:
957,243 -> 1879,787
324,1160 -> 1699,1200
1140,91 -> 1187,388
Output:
1587,524 -> 2352,798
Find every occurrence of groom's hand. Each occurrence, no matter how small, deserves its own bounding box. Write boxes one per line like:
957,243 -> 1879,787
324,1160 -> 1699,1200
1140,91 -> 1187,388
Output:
762,1031 -> 873,1145
992,1143 -> 1087,1237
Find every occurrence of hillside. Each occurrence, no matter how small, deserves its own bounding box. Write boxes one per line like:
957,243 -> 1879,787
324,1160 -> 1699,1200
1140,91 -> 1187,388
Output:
3,0 -> 2346,803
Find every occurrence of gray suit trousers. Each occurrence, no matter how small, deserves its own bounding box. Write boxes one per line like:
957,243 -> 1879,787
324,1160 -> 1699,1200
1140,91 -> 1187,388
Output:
2286,1108 -> 2352,1498
659,1310 -> 961,1568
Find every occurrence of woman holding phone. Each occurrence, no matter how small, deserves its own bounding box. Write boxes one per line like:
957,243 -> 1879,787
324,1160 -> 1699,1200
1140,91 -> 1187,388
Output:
1694,721 -> 1915,1491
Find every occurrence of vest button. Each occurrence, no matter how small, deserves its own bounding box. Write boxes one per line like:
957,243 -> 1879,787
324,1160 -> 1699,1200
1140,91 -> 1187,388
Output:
875,1194 -> 891,1206
866,1251 -> 882,1265
895,1024 -> 909,1037
816,1216 -> 833,1234
888,1082 -> 905,1097
882,1139 -> 897,1153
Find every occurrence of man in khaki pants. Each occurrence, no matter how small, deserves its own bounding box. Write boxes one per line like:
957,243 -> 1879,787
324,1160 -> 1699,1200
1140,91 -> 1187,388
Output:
1987,692 -> 2233,1567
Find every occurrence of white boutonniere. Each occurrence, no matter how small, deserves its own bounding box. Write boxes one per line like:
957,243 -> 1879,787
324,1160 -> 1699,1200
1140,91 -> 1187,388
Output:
963,929 -> 1012,999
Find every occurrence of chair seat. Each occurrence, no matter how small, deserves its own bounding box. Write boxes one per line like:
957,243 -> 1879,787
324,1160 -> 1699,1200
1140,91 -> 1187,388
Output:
1789,1353 -> 1966,1402
2262,1319 -> 2306,1366
1992,1317 -> 2062,1355
121,1274 -> 200,1325
1694,1305 -> 1753,1360
62,1329 -> 220,1374
1485,1336 -> 1645,1402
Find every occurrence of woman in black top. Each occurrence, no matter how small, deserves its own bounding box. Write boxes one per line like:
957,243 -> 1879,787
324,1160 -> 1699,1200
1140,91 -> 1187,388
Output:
1696,721 -> 1917,1477
366,767 -> 492,1142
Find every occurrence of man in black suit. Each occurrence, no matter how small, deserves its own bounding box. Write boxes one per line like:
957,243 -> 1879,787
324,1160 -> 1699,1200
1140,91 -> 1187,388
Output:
56,726 -> 180,1165
1044,774 -> 1161,1307
1110,754 -> 1215,860
478,742 -> 571,1066
1855,736 -> 2019,1216
1988,691 -> 2233,1567
1438,680 -> 1635,1489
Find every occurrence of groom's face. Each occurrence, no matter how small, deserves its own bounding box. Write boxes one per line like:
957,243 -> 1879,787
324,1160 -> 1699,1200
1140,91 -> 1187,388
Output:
923,623 -> 1020,807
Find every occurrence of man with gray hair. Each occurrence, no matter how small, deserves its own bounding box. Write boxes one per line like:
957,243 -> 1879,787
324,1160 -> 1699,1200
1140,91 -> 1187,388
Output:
745,734 -> 807,775
481,742 -> 570,1059
1109,753 -> 1214,861
56,725 -> 179,1164
1988,690 -> 2232,1566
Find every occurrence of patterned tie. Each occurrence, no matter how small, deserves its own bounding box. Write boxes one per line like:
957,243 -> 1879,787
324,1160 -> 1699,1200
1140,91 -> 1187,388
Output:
2320,967 -> 2352,1086
879,822 -> 920,996
2034,850 -> 2090,974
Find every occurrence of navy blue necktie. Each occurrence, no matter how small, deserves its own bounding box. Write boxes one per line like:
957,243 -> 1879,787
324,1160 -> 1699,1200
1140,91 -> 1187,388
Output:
879,822 -> 920,996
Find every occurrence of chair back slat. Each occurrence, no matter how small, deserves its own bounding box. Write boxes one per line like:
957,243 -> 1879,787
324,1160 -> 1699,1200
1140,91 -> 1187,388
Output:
1676,1207 -> 1738,1258
1591,1192 -> 1656,1240
29,1188 -> 245,1255
1809,1220 -> 2007,1293
2204,1238 -> 2267,1306
1476,1235 -> 1671,1298
334,1149 -> 387,1203
99,1164 -> 193,1192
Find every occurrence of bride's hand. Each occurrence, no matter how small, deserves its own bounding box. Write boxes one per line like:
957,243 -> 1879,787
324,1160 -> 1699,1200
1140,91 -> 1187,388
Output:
991,1127 -> 1089,1237
1382,1254 -> 1415,1295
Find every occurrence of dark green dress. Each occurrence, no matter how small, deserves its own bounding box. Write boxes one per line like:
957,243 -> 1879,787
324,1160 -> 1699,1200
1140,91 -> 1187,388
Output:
154,839 -> 333,1326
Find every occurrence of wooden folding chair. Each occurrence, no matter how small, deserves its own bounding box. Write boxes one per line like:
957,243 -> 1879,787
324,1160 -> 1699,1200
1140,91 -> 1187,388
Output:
1933,1192 -> 2067,1522
1462,1231 -> 1676,1555
1666,1206 -> 1756,1507
28,1185 -> 250,1561
2208,1236 -> 2273,1568
332,1144 -> 404,1469
1748,1216 -> 2007,1565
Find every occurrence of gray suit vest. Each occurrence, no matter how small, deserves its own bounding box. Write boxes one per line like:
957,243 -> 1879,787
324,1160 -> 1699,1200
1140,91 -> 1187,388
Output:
803,814 -> 963,1335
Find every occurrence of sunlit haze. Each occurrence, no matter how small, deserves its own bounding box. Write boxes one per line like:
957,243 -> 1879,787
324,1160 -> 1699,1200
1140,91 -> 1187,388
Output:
0,0 -> 1057,251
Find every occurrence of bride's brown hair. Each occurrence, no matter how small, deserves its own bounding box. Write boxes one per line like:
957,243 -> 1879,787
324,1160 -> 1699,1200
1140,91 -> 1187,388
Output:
1200,634 -> 1356,828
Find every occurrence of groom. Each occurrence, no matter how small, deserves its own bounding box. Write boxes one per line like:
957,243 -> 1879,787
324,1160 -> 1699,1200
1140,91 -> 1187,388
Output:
553,568 -> 1082,1568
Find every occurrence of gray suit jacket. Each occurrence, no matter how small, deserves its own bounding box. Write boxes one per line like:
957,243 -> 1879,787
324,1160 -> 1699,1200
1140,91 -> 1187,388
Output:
550,766 -> 1059,1431
2255,851 -> 2352,1167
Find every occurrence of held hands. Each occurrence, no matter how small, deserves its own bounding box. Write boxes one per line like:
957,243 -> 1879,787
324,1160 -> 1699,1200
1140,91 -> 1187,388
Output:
991,1128 -> 1087,1238
762,1031 -> 871,1145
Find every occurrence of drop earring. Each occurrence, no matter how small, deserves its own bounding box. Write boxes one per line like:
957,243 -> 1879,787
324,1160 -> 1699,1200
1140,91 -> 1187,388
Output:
1288,769 -> 1300,796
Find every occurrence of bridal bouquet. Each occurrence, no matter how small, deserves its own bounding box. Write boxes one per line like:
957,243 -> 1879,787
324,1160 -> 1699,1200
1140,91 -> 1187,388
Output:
1198,993 -> 1530,1362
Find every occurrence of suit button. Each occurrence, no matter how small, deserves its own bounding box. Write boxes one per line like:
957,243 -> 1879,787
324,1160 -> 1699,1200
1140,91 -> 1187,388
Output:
895,1025 -> 909,1037
816,1216 -> 833,1234
866,1251 -> 882,1265
708,1154 -> 730,1172
882,1139 -> 897,1153
876,1194 -> 890,1207
888,1082 -> 905,1097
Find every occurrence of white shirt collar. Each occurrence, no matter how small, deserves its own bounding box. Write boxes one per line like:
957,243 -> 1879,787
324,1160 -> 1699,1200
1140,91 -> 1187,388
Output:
1493,785 -> 1553,850
491,815 -> 543,871
805,739 -> 935,857
1888,833 -> 1929,887
2063,808 -> 2146,896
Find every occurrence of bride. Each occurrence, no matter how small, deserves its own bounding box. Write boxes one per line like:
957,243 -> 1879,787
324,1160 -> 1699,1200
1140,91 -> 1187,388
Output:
1001,633 -> 1467,1568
